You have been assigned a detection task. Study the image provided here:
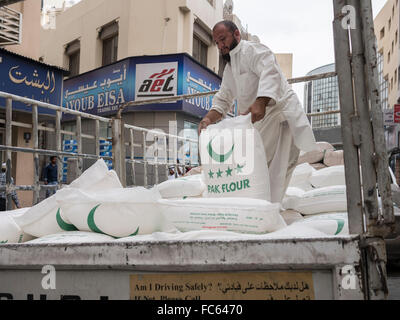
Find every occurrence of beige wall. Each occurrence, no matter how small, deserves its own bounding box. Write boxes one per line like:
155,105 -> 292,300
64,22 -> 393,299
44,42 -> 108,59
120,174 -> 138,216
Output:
275,53 -> 293,80
375,0 -> 399,108
14,113 -> 34,208
6,0 -> 42,60
40,0 -> 223,74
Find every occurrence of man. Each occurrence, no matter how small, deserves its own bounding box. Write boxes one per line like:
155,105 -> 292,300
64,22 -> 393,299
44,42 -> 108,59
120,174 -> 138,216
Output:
0,163 -> 21,211
168,166 -> 176,180
199,21 -> 316,203
43,156 -> 58,198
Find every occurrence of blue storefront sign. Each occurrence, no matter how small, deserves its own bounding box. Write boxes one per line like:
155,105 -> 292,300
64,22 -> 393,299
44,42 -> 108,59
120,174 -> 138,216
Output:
0,48 -> 64,115
63,53 -> 222,119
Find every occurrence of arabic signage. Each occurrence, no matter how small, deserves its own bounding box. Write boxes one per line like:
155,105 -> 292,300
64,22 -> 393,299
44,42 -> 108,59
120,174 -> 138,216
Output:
0,49 -> 63,115
130,272 -> 315,300
384,109 -> 395,126
181,55 -> 222,118
63,54 -> 221,119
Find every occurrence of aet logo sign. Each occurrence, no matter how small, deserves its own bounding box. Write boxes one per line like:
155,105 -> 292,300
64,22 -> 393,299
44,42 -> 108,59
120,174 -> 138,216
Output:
135,62 -> 178,101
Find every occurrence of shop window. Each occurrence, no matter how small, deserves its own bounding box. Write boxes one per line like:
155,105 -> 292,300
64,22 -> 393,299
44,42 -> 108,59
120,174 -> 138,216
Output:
99,21 -> 119,66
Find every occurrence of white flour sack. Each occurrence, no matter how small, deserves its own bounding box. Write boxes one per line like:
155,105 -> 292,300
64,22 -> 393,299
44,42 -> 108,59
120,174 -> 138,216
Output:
282,187 -> 305,210
297,142 -> 335,165
0,207 -> 35,244
13,159 -> 122,238
158,198 -> 286,234
294,212 -> 349,236
288,163 -> 315,191
26,232 -> 115,244
309,165 -> 346,188
56,187 -> 170,238
155,175 -> 206,199
200,114 -> 271,201
294,185 -> 348,215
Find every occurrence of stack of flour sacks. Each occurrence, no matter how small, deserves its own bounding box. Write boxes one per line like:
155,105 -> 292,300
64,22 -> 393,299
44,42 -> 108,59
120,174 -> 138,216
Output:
0,114 -> 289,244
0,116 -> 358,244
283,141 -> 384,236
1,159 -> 175,244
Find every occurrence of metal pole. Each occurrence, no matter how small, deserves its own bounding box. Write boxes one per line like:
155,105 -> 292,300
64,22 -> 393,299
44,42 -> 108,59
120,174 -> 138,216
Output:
5,98 -> 12,166
76,115 -> 82,176
348,0 -> 379,227
130,129 -> 136,186
5,98 -> 12,210
333,0 -> 365,235
95,120 -> 100,158
32,104 -> 40,205
164,136 -> 169,180
112,118 -> 126,187
143,131 -> 147,187
154,135 -> 159,185
55,110 -> 63,186
5,158 -> 12,210
359,0 -> 395,231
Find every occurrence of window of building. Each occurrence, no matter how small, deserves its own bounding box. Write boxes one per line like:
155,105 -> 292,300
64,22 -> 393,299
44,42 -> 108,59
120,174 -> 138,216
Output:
99,21 -> 119,66
389,18 -> 392,31
206,0 -> 214,6
65,40 -> 80,77
395,69 -> 398,84
388,51 -> 391,63
192,20 -> 212,67
393,41 -> 395,53
396,30 -> 398,45
193,36 -> 208,66
381,27 -> 385,39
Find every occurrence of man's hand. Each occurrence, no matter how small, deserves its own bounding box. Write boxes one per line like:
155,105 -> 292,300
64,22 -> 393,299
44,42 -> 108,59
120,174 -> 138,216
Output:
198,118 -> 212,135
242,97 -> 271,123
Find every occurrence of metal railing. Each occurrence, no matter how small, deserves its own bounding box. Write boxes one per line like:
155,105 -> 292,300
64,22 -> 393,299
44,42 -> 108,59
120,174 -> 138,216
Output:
0,91 -> 199,208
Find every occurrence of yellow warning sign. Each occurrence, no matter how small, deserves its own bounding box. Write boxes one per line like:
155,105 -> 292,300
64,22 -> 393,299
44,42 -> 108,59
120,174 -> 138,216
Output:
130,272 -> 315,300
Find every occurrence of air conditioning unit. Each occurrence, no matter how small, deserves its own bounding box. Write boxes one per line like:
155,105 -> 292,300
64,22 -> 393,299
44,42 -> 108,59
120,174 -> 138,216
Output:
0,6 -> 22,46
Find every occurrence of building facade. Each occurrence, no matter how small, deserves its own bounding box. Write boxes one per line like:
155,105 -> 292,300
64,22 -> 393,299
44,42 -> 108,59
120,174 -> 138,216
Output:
374,0 -> 400,149
39,0 -> 224,76
304,63 -> 340,130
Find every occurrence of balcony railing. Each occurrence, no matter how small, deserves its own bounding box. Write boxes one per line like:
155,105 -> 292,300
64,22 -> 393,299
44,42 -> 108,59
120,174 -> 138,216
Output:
0,6 -> 22,46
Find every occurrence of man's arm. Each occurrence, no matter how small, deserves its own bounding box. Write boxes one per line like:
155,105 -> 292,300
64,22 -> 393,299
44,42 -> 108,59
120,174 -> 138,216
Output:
198,110 -> 223,135
243,43 -> 285,123
242,97 -> 271,123
198,66 -> 236,134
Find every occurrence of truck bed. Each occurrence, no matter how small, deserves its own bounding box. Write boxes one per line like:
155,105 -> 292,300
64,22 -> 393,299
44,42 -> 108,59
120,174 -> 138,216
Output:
0,235 -> 365,300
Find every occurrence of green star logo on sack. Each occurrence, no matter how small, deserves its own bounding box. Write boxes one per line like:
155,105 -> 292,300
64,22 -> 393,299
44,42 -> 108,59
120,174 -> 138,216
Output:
87,204 -> 140,238
216,169 -> 223,178
208,170 -> 215,179
225,167 -> 233,177
56,208 -> 78,231
207,137 -> 234,163
235,164 -> 245,174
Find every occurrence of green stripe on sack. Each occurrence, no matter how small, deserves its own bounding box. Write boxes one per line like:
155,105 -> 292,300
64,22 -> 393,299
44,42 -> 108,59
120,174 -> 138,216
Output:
87,204 -> 140,238
56,208 -> 78,231
335,219 -> 345,235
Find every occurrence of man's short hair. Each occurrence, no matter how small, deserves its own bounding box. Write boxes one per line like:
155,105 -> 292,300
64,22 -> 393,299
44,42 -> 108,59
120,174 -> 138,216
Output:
50,156 -> 57,161
213,20 -> 239,34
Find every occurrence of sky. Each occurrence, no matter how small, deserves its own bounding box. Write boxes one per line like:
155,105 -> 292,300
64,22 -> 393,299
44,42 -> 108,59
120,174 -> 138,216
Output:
43,0 -> 389,103
233,0 -> 389,102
